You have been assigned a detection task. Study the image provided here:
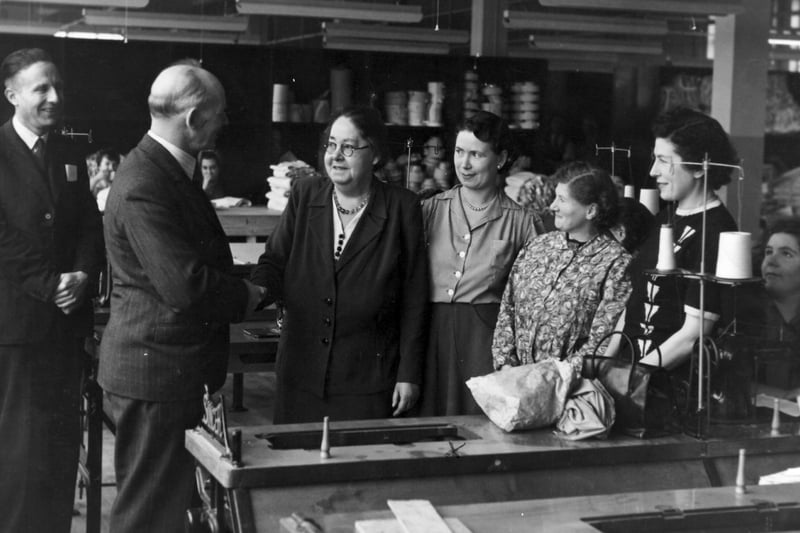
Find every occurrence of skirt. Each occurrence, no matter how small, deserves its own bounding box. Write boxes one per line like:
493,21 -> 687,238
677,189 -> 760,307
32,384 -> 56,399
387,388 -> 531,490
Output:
273,381 -> 394,424
419,302 -> 500,416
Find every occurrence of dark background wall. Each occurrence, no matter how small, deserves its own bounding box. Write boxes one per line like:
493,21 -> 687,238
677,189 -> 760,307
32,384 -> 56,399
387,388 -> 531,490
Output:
1,35 -> 626,202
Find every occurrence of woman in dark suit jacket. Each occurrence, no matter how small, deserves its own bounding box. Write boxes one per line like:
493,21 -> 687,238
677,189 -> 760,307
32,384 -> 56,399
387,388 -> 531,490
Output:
252,106 -> 428,423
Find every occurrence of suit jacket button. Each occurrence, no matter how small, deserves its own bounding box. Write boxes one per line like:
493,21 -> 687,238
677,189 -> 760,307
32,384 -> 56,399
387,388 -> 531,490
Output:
44,213 -> 52,220
324,298 -> 333,306
323,317 -> 331,326
321,337 -> 330,345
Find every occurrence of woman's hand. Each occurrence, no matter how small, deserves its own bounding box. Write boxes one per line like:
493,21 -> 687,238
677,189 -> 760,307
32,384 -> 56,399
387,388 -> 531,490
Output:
391,382 -> 420,416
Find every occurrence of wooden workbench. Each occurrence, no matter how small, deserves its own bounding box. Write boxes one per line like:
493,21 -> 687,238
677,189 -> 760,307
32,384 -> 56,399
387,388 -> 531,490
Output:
303,482 -> 800,532
185,415 -> 800,533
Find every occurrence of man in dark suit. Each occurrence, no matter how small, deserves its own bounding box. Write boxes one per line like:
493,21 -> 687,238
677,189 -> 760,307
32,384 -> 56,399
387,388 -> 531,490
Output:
0,48 -> 104,533
99,63 -> 265,532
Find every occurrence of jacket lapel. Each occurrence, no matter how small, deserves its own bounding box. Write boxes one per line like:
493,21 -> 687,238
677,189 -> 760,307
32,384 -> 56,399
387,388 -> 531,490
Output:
45,136 -> 67,206
335,179 -> 387,272
308,180 -> 336,272
0,122 -> 54,207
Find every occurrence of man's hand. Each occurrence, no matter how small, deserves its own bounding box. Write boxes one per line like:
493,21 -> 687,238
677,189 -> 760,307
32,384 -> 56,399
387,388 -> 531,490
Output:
391,382 -> 420,417
54,271 -> 89,315
243,279 -> 267,318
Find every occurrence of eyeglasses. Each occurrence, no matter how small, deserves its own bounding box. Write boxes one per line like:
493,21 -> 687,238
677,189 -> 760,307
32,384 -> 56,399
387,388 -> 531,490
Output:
324,141 -> 370,158
424,144 -> 444,155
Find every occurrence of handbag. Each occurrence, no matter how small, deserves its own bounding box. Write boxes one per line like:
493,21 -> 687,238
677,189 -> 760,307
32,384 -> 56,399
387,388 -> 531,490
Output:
582,331 -> 678,438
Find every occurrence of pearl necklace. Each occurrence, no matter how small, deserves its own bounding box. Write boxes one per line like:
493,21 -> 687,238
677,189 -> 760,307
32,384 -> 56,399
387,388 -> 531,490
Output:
333,189 -> 370,215
461,191 -> 496,212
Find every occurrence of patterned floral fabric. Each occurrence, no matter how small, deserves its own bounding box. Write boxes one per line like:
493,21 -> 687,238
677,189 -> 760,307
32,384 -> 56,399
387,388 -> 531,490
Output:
492,231 -> 632,371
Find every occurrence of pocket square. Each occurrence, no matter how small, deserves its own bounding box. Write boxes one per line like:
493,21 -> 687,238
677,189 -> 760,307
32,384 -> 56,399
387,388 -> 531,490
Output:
65,164 -> 77,182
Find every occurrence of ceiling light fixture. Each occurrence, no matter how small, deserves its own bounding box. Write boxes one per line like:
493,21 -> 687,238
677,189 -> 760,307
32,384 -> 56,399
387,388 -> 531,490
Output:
528,35 -> 662,55
322,21 -> 468,44
82,9 -> 249,32
323,36 -> 449,55
536,0 -> 743,16
236,0 -> 423,24
502,10 -> 668,36
28,0 -> 148,7
123,29 -> 243,44
0,20 -> 62,36
54,29 -> 125,40
769,36 -> 800,47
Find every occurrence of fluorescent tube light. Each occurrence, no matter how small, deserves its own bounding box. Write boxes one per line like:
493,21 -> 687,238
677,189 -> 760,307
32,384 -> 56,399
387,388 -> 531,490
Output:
323,36 -> 449,55
237,0 -> 423,24
531,35 -> 662,55
503,10 -> 667,36
536,0 -> 743,15
322,21 -> 468,44
123,29 -> 243,44
769,37 -> 800,47
0,21 -> 62,36
29,0 -> 148,6
83,9 -> 249,32
54,29 -> 125,40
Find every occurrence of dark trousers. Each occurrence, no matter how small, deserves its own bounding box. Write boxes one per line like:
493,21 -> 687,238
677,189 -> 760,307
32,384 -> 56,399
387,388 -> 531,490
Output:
105,391 -> 203,533
0,338 -> 84,533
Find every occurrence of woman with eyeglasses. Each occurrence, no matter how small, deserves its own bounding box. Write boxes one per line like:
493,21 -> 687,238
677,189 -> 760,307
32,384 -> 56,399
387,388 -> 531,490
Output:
251,106 -> 428,424
419,111 -> 541,416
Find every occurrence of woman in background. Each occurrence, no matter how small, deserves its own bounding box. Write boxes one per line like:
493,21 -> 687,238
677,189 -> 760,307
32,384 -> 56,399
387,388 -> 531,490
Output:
733,218 -> 800,399
251,106 -> 428,423
420,111 -> 541,416
492,161 -> 631,372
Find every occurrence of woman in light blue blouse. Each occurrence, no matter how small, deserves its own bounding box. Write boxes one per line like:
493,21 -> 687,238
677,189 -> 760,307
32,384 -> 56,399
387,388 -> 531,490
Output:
419,111 -> 541,416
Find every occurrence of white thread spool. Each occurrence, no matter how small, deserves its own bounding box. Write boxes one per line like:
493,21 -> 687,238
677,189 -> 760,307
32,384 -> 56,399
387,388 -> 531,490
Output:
624,185 -> 635,199
656,225 -> 676,271
715,232 -> 752,279
272,83 -> 291,123
639,189 -> 660,215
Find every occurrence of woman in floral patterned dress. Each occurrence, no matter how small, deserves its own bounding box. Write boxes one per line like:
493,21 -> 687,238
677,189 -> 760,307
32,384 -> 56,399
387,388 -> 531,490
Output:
492,161 -> 632,373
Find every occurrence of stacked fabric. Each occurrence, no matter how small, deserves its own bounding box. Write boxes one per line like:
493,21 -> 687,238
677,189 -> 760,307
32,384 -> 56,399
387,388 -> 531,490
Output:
510,81 -> 540,130
266,160 -> 320,212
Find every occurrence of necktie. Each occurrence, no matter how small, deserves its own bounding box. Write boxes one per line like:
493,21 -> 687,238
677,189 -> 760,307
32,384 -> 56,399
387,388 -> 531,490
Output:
32,137 -> 46,171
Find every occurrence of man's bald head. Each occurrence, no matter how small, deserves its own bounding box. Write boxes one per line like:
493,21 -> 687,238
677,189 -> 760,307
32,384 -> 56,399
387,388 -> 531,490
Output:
148,64 -> 223,119
147,64 -> 227,154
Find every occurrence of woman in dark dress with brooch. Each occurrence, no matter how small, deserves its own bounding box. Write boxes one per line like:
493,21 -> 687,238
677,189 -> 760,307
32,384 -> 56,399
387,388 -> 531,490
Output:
251,106 -> 428,423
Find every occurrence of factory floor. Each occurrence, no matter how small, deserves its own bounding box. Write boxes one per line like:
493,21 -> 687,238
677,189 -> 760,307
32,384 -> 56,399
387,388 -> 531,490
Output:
70,371 -> 276,533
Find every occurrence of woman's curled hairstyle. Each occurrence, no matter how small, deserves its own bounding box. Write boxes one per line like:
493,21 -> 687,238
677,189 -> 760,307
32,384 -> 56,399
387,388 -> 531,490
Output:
651,107 -> 738,190
553,161 -> 619,232
456,110 -> 516,173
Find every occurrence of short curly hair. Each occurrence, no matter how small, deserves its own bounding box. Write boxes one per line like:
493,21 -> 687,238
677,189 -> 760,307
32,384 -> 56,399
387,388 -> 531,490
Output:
767,217 -> 800,249
456,111 -> 516,173
321,106 -> 389,170
552,161 -> 619,232
651,107 -> 738,190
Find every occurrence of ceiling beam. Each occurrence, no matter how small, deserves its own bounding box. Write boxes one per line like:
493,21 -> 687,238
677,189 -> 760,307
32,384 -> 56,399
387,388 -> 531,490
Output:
236,0 -> 423,24
503,10 -> 668,36
537,0 -> 744,16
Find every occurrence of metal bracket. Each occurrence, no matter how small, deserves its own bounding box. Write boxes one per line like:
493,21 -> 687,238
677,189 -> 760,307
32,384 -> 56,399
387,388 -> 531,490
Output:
200,385 -> 242,466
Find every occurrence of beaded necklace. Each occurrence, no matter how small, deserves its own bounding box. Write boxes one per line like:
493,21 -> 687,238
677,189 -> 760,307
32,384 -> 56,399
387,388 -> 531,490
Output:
460,189 -> 496,212
333,189 -> 370,215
